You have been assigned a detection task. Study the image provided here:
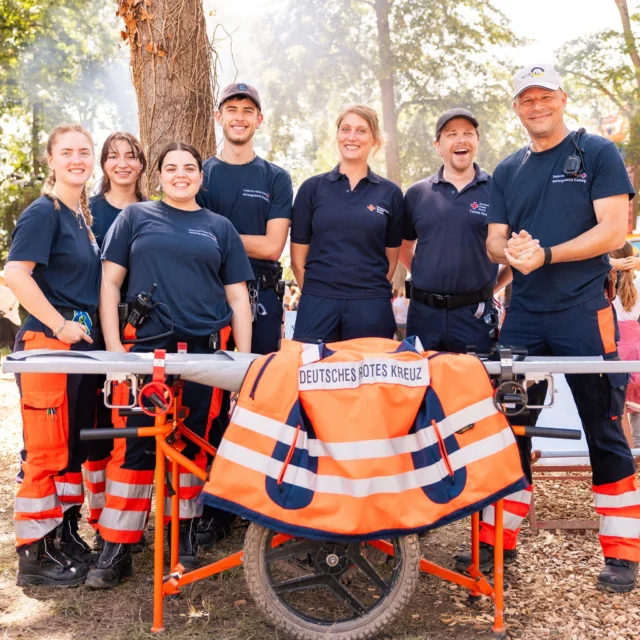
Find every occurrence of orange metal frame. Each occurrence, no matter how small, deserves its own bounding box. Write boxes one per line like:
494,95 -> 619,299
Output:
140,382 -> 507,637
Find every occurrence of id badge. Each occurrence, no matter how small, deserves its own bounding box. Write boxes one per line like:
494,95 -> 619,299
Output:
73,310 -> 93,335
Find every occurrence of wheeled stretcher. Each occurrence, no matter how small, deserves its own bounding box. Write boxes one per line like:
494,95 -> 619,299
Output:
5,347 -> 640,639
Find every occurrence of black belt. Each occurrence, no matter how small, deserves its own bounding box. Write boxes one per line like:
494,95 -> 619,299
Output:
256,273 -> 278,290
58,308 -> 99,326
410,286 -> 493,310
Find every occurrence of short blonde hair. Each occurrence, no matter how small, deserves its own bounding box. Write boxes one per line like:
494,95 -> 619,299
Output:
336,105 -> 384,148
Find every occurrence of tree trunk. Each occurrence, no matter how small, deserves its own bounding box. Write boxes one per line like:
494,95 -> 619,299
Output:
374,0 -> 401,187
117,0 -> 216,193
31,101 -> 42,179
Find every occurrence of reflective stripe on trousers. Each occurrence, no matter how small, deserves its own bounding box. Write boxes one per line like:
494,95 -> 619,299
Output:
164,471 -> 205,520
479,486 -> 533,551
595,475 -> 640,562
83,459 -> 108,527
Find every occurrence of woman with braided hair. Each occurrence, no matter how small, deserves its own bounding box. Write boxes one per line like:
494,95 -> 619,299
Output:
611,242 -> 640,448
5,124 -> 101,587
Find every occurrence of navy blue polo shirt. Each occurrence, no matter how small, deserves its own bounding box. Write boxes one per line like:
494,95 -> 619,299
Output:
90,194 -> 121,249
102,200 -> 254,337
403,164 -> 497,295
291,165 -> 404,299
488,132 -> 635,311
8,195 -> 101,313
196,156 -> 293,276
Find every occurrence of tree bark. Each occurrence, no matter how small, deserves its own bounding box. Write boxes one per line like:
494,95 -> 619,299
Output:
117,0 -> 216,193
374,0 -> 401,187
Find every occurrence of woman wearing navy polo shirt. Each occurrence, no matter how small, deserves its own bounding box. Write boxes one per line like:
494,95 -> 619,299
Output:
90,131 -> 147,248
87,142 -> 253,588
6,124 -> 101,587
291,105 -> 404,343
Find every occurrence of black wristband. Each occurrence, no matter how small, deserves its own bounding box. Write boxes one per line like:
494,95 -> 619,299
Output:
543,247 -> 552,265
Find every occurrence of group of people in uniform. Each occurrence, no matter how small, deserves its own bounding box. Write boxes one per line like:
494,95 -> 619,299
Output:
5,63 -> 640,598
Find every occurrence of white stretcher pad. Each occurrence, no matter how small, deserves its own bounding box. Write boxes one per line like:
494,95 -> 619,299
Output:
4,351 -> 640,392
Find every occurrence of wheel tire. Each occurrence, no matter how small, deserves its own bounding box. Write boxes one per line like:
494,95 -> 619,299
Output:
244,524 -> 420,640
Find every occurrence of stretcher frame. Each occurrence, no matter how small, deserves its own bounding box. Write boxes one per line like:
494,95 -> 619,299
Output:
6,350 -> 640,638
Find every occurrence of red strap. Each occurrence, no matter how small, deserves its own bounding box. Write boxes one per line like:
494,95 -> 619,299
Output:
152,348 -> 167,382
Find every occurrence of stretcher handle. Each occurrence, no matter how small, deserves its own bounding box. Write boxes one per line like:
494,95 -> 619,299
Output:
512,426 -> 581,440
79,427 -> 142,440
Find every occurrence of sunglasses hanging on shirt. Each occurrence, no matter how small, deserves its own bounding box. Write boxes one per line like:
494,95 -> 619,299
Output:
563,128 -> 586,178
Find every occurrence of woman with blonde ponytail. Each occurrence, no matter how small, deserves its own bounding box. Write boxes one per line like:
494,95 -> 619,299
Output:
5,124 -> 101,587
610,242 -> 640,448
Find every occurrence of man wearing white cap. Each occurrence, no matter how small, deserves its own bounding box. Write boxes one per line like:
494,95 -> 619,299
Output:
471,63 -> 639,592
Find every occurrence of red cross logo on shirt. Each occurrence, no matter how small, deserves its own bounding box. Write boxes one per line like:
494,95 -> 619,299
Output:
471,202 -> 479,210
367,204 -> 376,211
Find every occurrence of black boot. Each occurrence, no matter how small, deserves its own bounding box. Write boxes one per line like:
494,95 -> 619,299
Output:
597,558 -> 639,593
93,530 -> 104,552
131,532 -> 147,554
196,508 -> 234,550
85,542 -> 132,589
454,542 -> 518,573
57,507 -> 98,566
17,531 -> 88,587
170,518 -> 199,572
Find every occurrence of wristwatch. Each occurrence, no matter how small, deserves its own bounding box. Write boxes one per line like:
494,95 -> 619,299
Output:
543,247 -> 552,265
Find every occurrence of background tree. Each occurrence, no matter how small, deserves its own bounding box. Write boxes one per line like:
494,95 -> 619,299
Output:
0,0 -> 133,259
117,0 -> 217,193
257,0 -> 527,286
556,0 -> 640,228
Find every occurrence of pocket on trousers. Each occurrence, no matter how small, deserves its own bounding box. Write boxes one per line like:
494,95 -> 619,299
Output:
605,372 -> 629,419
21,372 -> 68,453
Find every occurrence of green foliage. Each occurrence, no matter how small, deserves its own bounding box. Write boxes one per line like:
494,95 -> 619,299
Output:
0,0 -> 136,259
257,0 -> 528,187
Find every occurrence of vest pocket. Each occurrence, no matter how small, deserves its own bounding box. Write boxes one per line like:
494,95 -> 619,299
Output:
249,353 -> 277,399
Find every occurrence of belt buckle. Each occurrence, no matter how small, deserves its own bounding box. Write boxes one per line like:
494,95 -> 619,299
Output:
433,294 -> 447,309
72,310 -> 92,335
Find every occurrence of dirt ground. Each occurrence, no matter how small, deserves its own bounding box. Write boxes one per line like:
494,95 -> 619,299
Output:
0,371 -> 639,640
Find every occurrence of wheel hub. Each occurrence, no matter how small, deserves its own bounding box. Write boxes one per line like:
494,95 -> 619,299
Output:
315,543 -> 349,575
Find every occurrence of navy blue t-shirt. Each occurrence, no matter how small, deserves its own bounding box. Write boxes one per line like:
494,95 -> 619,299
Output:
291,166 -> 404,299
196,156 -> 293,276
102,200 -> 254,337
404,164 -> 497,295
8,195 -> 101,314
488,132 -> 635,311
90,194 -> 121,249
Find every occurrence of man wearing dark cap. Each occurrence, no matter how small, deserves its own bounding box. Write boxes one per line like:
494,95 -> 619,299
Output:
196,83 -> 293,546
399,108 -> 511,354
474,63 -> 639,592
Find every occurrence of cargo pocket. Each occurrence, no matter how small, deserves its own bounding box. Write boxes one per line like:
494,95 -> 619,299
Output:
21,372 -> 68,454
605,372 -> 628,419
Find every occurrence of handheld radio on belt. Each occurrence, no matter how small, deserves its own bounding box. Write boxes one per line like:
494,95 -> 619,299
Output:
120,284 -> 174,344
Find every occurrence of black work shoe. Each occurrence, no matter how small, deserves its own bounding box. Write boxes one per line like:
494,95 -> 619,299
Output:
85,542 -> 133,589
196,512 -> 233,550
57,506 -> 99,566
597,558 -> 639,593
455,542 -> 518,573
93,530 -> 104,552
17,532 -> 88,587
169,518 -> 199,572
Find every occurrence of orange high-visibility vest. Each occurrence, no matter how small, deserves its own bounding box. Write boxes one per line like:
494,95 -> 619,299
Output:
202,338 -> 527,540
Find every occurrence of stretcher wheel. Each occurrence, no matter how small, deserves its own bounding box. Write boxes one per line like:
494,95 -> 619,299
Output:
244,524 -> 420,640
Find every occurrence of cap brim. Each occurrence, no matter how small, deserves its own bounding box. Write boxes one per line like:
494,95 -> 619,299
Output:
514,82 -> 561,99
218,92 -> 261,109
436,114 -> 479,137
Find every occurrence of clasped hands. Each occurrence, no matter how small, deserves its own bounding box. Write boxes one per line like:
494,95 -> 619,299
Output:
504,230 -> 544,275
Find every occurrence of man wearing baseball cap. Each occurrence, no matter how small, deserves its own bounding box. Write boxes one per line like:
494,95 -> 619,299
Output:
196,83 -> 293,546
472,63 -> 639,592
399,108 -> 511,354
